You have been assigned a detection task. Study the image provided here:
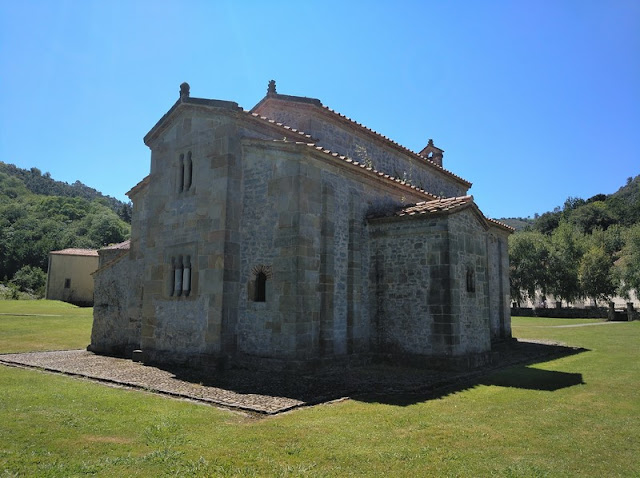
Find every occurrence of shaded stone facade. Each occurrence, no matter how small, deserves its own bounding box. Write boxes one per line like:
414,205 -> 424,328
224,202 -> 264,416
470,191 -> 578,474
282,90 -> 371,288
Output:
90,82 -> 512,370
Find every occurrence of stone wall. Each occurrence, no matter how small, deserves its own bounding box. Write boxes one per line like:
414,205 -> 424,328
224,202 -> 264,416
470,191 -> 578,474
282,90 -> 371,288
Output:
487,228 -> 511,340
253,99 -> 469,198
235,139 -> 423,365
368,217 -> 450,359
140,109 -> 238,362
512,307 -> 608,319
368,208 -> 503,366
447,210 -> 491,355
90,253 -> 142,356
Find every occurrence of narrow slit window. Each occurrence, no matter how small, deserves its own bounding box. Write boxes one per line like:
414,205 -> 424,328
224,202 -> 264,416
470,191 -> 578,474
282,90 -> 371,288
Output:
254,272 -> 266,302
64,278 -> 71,289
184,151 -> 193,191
178,154 -> 185,193
174,256 -> 183,296
169,257 -> 176,296
466,268 -> 475,293
182,255 -> 191,296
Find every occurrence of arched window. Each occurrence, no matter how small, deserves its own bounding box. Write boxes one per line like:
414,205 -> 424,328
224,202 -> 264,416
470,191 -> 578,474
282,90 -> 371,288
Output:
466,268 -> 475,293
254,271 -> 267,302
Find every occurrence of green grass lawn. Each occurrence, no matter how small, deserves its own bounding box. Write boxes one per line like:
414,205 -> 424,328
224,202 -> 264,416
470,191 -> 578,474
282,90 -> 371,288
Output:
0,300 -> 92,353
0,304 -> 638,477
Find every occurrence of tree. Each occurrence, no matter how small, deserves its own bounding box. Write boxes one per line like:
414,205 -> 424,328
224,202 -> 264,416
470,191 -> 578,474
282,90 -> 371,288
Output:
88,212 -> 128,246
533,210 -> 561,235
10,265 -> 46,296
548,221 -> 585,305
570,201 -> 615,234
620,224 -> 640,299
579,245 -> 619,306
563,196 -> 586,214
118,202 -> 132,223
509,231 -> 552,305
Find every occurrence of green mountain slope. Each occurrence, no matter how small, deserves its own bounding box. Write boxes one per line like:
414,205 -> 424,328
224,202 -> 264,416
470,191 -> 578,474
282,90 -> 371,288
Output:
0,163 -> 131,293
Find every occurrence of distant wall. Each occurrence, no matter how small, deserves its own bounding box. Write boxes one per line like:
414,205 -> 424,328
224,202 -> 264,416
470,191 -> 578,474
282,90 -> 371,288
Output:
46,254 -> 98,306
512,307 -> 607,319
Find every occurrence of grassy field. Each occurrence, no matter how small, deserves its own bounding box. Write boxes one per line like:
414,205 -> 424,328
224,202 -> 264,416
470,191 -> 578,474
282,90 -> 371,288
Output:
0,300 -> 92,353
0,301 -> 638,477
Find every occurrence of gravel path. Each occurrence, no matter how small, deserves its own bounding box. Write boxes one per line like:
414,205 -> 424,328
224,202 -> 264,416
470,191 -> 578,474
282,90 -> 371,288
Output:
0,340 -> 584,415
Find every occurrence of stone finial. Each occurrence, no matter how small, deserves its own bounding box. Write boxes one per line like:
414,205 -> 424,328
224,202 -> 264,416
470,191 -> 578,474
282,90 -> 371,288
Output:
267,79 -> 277,96
427,138 -> 434,147
180,82 -> 190,99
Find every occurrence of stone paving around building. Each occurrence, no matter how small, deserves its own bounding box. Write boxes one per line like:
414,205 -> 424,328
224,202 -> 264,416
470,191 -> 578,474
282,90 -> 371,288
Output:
0,340 -> 584,415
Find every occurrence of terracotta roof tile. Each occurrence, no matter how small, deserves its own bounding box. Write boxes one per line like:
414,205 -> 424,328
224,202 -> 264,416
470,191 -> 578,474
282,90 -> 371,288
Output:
368,195 -> 513,233
127,175 -> 150,198
50,248 -> 99,257
247,113 -> 314,141
252,93 -> 471,188
396,196 -> 474,217
486,217 -> 515,232
319,104 -> 471,187
290,141 -> 439,201
102,240 -> 131,250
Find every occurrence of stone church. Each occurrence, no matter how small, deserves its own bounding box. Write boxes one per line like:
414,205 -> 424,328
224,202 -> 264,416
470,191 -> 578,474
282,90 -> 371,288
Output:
89,81 -> 512,371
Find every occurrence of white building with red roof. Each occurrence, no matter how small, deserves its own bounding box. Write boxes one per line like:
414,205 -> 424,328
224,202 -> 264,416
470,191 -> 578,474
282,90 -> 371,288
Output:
45,248 -> 99,306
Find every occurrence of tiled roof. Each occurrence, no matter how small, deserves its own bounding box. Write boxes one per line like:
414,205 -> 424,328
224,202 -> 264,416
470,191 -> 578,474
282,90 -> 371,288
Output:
252,93 -> 472,188
486,217 -> 515,232
50,248 -> 99,257
291,141 -> 439,201
102,240 -> 131,250
242,116 -> 440,200
319,104 -> 471,187
369,195 -> 514,233
247,113 -> 314,141
127,175 -> 150,198
396,196 -> 474,217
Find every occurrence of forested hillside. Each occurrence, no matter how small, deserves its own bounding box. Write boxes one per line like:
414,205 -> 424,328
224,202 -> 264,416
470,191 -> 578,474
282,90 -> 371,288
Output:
0,162 -> 131,297
509,175 -> 640,306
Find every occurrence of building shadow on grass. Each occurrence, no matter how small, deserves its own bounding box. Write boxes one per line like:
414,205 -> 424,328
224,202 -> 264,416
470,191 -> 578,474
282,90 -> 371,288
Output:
156,339 -> 589,410
479,366 -> 585,391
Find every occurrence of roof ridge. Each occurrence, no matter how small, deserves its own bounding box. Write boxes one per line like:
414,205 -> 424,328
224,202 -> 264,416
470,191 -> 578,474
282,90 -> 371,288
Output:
246,112 -> 315,141
319,104 -> 471,187
285,140 -> 439,200
50,248 -> 99,256
253,92 -> 471,187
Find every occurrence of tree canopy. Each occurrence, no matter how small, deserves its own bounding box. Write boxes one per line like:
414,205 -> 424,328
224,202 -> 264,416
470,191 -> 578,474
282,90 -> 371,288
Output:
0,163 -> 131,294
508,175 -> 640,306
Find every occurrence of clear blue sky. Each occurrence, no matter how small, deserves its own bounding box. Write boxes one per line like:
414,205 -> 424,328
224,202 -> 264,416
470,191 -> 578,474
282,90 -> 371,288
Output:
1,1 -> 638,219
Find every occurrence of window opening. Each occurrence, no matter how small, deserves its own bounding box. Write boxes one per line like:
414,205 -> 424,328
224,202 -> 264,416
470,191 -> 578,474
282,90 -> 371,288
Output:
174,256 -> 183,296
254,271 -> 267,302
184,151 -> 193,190
169,257 -> 176,296
182,255 -> 191,296
178,154 -> 184,193
64,278 -> 71,289
466,268 -> 475,293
